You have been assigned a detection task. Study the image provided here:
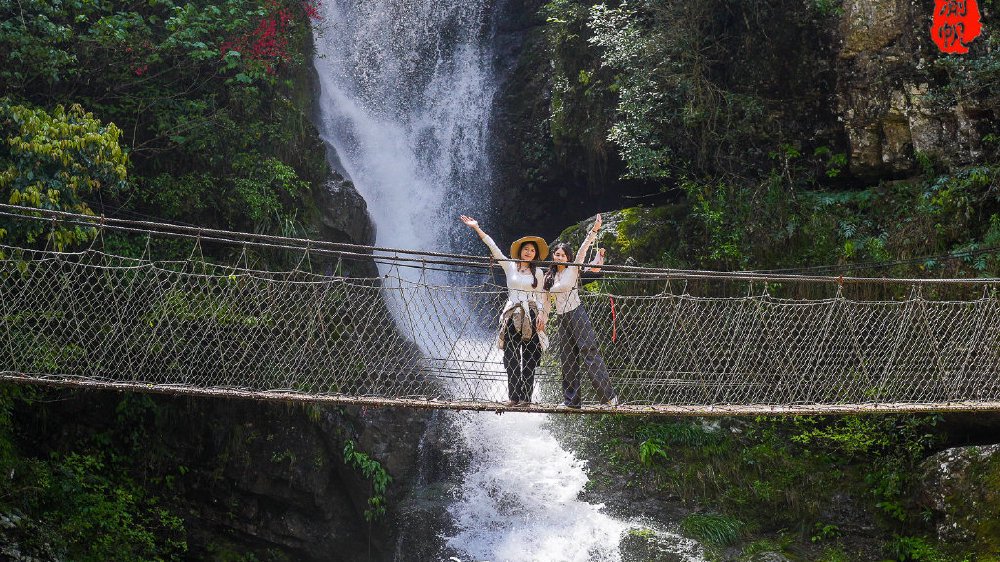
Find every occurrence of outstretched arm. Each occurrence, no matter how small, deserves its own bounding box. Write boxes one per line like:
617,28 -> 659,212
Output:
460,215 -> 505,262
574,214 -> 602,265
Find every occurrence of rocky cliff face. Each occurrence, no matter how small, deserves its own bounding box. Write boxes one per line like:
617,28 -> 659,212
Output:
13,390 -> 433,562
489,0 -> 997,241
837,0 -> 996,178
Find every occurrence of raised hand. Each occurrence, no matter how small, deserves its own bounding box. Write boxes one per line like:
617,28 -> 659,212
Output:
592,213 -> 602,232
460,215 -> 479,229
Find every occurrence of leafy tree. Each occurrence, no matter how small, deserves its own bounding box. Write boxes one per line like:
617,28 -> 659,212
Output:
0,0 -> 322,240
0,100 -> 128,248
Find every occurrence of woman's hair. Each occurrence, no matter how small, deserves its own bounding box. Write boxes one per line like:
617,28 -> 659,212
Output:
519,241 -> 541,289
543,241 -> 574,291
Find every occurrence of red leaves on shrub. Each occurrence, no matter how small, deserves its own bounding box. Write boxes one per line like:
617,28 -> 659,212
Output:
302,1 -> 322,21
219,0 -> 319,74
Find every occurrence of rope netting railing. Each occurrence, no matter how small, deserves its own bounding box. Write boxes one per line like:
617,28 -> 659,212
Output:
1,204 -> 999,415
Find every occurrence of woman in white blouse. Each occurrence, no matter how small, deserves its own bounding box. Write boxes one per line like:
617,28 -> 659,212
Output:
544,214 -> 618,408
460,215 -> 549,406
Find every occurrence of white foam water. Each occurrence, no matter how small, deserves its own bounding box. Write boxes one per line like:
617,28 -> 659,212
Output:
443,355 -> 630,561
440,348 -> 706,562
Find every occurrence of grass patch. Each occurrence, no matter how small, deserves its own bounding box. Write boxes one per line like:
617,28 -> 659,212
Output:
680,513 -> 747,547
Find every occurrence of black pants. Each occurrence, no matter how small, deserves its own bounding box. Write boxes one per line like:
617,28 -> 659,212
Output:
502,310 -> 541,403
558,305 -> 616,406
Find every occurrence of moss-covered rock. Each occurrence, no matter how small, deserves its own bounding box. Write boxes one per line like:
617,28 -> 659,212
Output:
619,527 -> 705,562
919,444 -> 1000,555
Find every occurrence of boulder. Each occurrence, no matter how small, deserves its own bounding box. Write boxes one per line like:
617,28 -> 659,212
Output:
918,444 -> 1000,552
619,527 -> 706,562
313,173 -> 376,247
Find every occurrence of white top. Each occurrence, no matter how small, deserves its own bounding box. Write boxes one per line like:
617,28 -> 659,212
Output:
548,229 -> 598,315
481,233 -> 548,321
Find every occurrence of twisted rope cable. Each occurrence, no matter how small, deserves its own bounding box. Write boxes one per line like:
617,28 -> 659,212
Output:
1,205 -> 999,414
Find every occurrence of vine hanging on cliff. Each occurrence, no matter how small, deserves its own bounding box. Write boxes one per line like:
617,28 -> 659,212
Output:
343,440 -> 392,522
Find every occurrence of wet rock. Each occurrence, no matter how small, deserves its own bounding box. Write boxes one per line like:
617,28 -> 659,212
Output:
0,511 -> 65,562
918,444 -> 1000,550
390,410 -> 471,560
311,173 -> 379,277
313,173 -> 376,247
619,528 -> 704,562
20,390 -> 432,562
839,0 -> 909,58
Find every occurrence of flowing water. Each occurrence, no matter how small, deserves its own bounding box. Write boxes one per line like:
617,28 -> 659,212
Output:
311,2 -> 704,560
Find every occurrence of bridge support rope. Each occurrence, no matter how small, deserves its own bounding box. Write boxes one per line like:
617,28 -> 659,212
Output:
1,204 -> 999,416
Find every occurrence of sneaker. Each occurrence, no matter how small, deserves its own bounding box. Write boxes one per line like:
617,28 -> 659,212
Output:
506,400 -> 520,407
558,402 -> 581,410
607,397 -> 619,407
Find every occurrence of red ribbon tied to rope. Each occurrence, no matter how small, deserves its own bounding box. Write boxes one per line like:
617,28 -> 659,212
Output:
610,296 -> 618,343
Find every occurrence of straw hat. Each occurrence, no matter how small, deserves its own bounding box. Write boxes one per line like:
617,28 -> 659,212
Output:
509,236 -> 548,261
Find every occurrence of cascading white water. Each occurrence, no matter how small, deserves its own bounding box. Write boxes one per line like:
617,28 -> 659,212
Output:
312,1 -> 493,254
312,3 -> 705,560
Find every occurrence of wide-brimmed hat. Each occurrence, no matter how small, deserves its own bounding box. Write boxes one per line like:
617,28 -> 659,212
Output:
509,236 -> 548,261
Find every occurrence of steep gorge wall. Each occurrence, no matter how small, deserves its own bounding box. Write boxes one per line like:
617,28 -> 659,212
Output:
13,392 -> 430,561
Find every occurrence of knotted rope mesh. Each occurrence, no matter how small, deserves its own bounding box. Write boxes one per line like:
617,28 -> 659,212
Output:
1,205 -> 998,415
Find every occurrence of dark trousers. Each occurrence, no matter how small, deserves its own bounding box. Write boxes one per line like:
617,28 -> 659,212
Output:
502,310 -> 541,403
558,306 -> 616,406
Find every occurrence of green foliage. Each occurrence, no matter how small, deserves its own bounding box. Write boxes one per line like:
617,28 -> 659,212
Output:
786,415 -> 941,525
587,2 -> 674,180
788,415 -> 940,461
817,545 -> 851,562
926,35 -> 1000,143
604,205 -> 688,267
887,535 -> 946,562
0,0 -> 324,247
810,522 -> 841,543
638,438 -> 668,466
0,387 -> 188,560
539,0 -> 618,187
0,100 -> 127,248
590,412 -> 951,556
636,419 -> 724,448
231,154 -> 310,233
606,161 -> 1000,276
813,146 -> 848,178
343,439 -> 391,522
810,0 -> 843,17
583,0 -> 822,183
680,513 -> 747,547
739,536 -> 793,559
46,452 -> 186,561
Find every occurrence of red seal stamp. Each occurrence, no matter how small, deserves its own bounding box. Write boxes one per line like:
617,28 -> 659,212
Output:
931,0 -> 983,54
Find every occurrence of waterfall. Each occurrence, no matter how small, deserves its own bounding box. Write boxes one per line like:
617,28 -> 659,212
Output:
312,0 -> 493,254
312,2 -> 704,560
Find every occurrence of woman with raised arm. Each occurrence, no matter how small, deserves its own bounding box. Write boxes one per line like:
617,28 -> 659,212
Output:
544,214 -> 618,409
460,215 -> 549,406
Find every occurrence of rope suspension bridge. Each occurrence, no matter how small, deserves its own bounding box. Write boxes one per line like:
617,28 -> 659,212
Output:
1,204 -> 998,416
